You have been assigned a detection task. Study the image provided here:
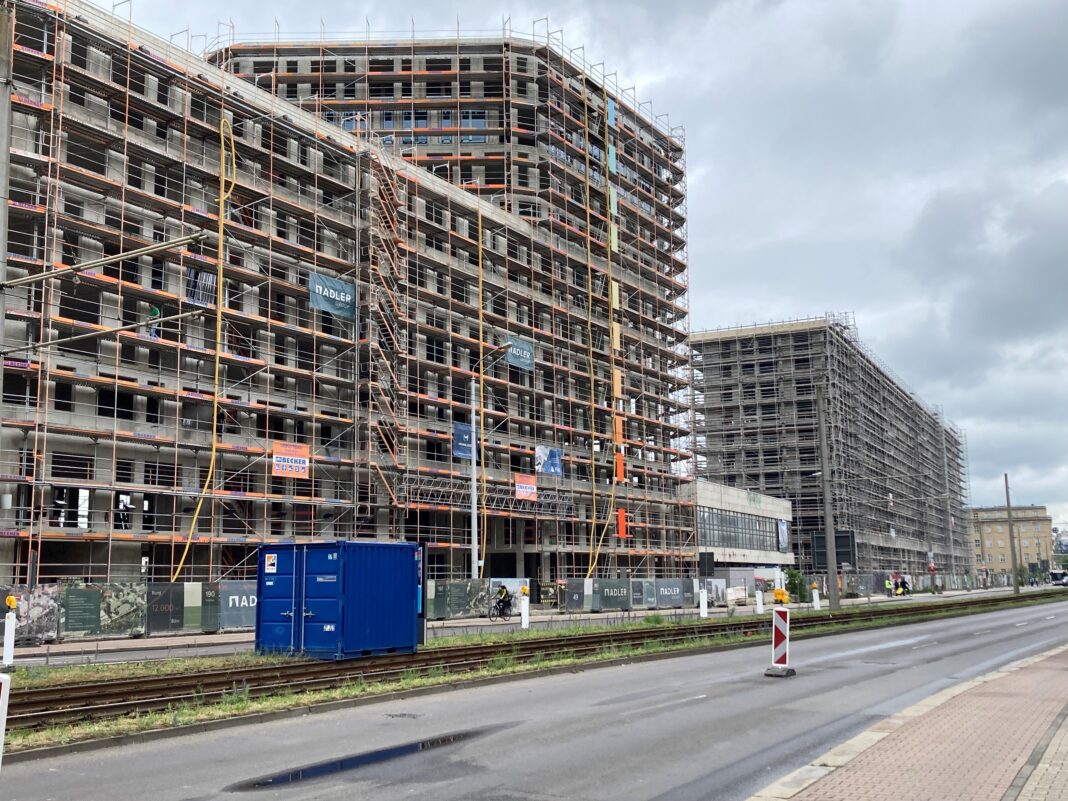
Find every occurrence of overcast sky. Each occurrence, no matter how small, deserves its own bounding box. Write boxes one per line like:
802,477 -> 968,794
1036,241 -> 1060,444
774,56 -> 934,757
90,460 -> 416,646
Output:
107,0 -> 1068,528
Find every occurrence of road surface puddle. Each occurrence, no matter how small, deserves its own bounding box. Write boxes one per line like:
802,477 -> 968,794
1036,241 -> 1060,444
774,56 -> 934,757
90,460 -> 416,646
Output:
224,728 -> 493,791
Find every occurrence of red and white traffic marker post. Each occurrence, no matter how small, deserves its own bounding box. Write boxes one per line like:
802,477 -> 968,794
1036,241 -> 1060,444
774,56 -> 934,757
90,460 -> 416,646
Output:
764,606 -> 796,678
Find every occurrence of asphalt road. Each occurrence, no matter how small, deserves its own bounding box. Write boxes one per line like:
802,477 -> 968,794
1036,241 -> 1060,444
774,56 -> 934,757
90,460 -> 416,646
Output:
6,599 -> 1068,801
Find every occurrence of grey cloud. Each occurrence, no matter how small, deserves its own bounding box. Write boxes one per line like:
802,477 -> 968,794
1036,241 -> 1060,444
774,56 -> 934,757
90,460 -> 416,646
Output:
949,181 -> 1068,343
955,0 -> 1068,117
817,0 -> 900,75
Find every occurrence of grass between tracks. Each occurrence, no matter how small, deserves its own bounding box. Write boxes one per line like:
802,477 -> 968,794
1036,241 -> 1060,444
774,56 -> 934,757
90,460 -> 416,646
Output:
10,614 -> 727,689
6,593 -> 1061,753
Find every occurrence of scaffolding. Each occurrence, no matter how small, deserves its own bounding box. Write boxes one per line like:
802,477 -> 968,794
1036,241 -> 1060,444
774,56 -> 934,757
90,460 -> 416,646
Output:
691,314 -> 970,575
207,22 -> 694,581
0,0 -> 693,583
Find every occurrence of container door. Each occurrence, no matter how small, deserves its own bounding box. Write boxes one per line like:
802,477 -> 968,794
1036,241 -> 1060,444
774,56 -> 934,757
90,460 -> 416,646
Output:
301,546 -> 343,656
258,547 -> 301,653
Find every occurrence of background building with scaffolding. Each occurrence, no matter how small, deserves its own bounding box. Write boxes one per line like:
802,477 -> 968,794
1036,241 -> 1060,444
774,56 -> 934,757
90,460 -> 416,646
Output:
690,315 -> 970,576
0,0 -> 692,585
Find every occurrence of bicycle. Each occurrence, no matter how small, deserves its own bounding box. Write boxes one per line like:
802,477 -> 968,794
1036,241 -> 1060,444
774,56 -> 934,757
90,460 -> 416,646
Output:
488,597 -> 512,622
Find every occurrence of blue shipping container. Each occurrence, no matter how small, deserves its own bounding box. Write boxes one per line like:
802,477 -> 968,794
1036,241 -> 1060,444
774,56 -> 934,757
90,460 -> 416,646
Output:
255,540 -> 421,660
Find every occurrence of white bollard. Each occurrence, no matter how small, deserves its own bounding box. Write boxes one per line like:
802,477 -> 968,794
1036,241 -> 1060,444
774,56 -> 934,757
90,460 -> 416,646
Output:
755,590 -> 765,614
520,594 -> 530,630
812,590 -> 821,612
699,588 -> 708,618
0,672 -> 9,775
1,612 -> 14,669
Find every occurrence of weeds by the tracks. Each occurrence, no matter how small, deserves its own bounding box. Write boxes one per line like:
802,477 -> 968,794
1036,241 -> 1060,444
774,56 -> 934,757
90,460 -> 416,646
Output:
11,652 -> 292,691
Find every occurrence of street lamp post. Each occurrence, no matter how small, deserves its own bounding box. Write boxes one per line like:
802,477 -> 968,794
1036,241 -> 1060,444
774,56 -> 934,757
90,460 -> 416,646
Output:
463,183 -> 509,581
815,386 -> 840,610
1005,473 -> 1020,596
470,375 -> 479,579
467,339 -> 510,580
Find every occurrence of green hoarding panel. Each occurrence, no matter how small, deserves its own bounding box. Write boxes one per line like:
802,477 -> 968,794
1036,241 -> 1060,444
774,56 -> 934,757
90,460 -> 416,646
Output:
146,583 -> 184,633
564,579 -> 591,612
63,586 -> 101,636
630,579 -> 656,609
201,583 -> 221,632
594,579 -> 631,611
425,580 -> 448,620
445,579 -> 491,618
219,581 -> 257,629
654,579 -> 685,609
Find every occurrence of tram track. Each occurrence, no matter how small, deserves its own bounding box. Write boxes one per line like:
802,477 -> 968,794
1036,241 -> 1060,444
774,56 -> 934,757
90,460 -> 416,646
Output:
8,590 -> 1062,730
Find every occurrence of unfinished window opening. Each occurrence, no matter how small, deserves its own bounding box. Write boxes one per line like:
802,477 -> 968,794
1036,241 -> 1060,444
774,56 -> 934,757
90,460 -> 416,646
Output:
97,389 -> 136,420
66,132 -> 107,174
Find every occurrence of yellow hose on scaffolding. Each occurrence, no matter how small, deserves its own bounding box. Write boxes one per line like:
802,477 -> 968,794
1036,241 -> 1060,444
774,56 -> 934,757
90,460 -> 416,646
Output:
586,471 -> 619,578
171,117 -> 236,582
584,81 -> 620,579
476,205 -> 490,579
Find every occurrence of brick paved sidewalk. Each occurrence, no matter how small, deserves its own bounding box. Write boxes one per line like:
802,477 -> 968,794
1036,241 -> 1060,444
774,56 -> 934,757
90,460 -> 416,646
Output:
751,646 -> 1068,801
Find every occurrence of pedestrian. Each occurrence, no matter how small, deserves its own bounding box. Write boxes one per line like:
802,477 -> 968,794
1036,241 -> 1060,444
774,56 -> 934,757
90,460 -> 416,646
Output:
893,579 -> 900,595
884,577 -> 893,597
901,577 -> 911,596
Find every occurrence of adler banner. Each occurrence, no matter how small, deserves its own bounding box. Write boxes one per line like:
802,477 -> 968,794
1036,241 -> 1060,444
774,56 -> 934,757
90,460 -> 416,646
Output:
308,271 -> 356,319
505,338 -> 534,371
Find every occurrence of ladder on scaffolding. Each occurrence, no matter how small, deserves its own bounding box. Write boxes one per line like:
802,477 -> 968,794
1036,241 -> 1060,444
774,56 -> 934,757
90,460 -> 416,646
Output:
366,154 -> 409,526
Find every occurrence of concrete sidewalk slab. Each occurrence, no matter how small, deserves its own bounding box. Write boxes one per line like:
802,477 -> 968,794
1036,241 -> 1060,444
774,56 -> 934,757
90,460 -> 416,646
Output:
747,644 -> 1068,801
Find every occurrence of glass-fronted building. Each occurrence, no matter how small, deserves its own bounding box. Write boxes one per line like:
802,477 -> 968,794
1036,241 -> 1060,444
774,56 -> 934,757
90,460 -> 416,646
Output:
684,481 -> 794,569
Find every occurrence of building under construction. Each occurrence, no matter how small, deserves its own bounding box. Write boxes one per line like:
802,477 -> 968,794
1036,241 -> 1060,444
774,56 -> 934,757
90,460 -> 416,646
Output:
0,0 -> 692,584
691,315 -> 970,576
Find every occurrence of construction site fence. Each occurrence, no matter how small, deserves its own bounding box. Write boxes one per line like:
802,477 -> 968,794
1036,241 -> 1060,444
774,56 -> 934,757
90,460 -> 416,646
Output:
0,580 -> 257,643
793,571 -> 1007,603
559,578 -> 728,614
424,578 -> 539,620
557,571 -> 1002,612
1,572 -> 1014,643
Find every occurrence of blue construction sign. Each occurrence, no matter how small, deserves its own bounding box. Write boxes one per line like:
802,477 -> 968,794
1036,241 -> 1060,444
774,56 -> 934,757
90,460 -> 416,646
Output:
453,422 -> 475,460
536,445 -> 562,476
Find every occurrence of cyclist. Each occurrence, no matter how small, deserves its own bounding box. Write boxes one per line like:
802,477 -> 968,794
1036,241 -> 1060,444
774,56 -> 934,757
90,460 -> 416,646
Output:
494,584 -> 512,617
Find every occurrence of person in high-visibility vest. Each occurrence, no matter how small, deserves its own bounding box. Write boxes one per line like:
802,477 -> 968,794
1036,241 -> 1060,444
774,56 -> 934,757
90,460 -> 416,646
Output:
885,577 -> 893,597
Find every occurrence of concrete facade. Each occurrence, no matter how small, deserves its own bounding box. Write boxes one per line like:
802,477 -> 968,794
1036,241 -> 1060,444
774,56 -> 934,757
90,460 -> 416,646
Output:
972,505 -> 1054,577
684,480 -> 795,569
